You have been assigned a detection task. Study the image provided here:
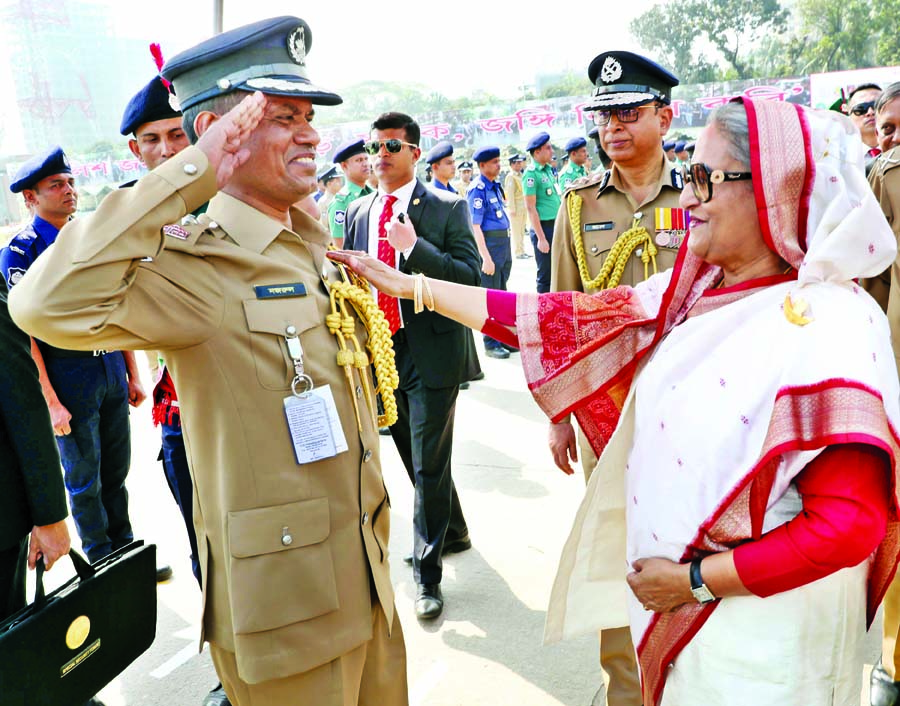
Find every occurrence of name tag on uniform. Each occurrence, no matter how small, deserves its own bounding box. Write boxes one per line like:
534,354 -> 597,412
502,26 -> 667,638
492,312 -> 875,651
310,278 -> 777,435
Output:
255,282 -> 308,299
584,222 -> 614,232
283,385 -> 348,464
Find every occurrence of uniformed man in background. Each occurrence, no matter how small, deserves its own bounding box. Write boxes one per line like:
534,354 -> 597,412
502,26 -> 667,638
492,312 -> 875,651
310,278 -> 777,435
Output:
548,50 -> 684,706
10,16 -> 407,706
558,136 -> 589,190
468,146 -> 514,358
504,153 -> 529,259
426,141 -> 457,193
452,159 -> 473,196
316,165 -> 343,228
0,147 -> 149,574
328,138 -> 373,247
522,131 -> 560,293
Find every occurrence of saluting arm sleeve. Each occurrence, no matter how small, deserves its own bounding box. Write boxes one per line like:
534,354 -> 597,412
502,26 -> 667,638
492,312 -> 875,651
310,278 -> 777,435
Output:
9,147 -> 222,352
405,199 -> 482,286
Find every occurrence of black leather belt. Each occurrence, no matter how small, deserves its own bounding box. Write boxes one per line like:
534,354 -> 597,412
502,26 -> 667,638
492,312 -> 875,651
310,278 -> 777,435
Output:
38,343 -> 109,359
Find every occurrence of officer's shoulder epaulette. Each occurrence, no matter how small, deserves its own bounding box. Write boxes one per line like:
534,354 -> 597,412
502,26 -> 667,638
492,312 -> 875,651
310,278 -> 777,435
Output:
876,146 -> 900,175
162,215 -> 208,247
336,185 -> 351,197
471,180 -> 485,190
564,168 -> 607,195
7,223 -> 40,248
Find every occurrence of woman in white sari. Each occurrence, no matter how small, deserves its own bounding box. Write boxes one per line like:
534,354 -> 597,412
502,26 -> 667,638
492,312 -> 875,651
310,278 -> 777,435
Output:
330,97 -> 900,706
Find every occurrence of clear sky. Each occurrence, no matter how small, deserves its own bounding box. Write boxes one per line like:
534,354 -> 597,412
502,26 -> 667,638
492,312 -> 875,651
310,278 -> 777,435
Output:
101,0 -> 658,98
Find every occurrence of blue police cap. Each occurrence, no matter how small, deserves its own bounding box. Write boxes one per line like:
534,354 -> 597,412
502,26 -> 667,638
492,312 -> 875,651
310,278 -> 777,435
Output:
565,136 -> 587,153
10,146 -> 72,194
458,161 -> 473,171
674,141 -> 687,152
586,50 -> 679,111
508,153 -> 526,164
425,141 -> 454,164
333,139 -> 366,163
161,16 -> 341,113
662,140 -> 675,151
588,126 -> 599,140
317,165 -> 340,182
526,132 -> 550,152
120,76 -> 181,136
473,146 -> 500,163
686,142 -> 696,154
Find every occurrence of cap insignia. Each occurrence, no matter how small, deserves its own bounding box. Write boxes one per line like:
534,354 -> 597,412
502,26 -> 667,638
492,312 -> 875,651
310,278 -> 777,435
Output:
600,57 -> 623,84
287,26 -> 307,66
168,92 -> 181,112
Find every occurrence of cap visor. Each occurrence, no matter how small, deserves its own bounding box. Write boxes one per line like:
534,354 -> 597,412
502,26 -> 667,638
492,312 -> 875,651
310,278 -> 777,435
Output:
241,77 -> 343,106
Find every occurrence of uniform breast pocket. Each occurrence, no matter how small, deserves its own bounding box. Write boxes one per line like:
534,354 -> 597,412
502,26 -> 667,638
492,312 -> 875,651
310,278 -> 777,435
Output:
243,297 -> 322,391
228,496 -> 339,634
582,229 -> 618,266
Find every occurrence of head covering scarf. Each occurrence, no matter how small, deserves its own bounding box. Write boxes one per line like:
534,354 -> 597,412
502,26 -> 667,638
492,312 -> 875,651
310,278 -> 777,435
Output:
517,98 -> 900,705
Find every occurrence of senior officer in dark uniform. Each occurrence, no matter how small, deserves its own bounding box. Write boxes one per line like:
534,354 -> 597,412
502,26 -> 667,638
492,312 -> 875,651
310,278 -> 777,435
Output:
328,138 -> 373,247
523,131 -> 561,293
426,141 -> 457,193
468,145 -> 514,358
548,50 -> 683,706
558,136 -> 589,190
10,17 -> 407,706
0,148 -> 148,569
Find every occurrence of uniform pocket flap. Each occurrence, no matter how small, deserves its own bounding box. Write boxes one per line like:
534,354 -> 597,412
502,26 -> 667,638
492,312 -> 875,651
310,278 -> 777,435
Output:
229,497 -> 330,558
242,296 -> 319,336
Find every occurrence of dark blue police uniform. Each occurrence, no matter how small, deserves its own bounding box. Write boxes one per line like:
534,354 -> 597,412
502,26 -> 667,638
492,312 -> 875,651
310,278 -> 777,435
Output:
2,147 -> 133,564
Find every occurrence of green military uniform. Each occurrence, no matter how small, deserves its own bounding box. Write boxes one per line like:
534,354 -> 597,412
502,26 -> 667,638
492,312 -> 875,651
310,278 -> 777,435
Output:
558,161 -> 588,191
327,181 -> 372,240
522,160 -> 561,219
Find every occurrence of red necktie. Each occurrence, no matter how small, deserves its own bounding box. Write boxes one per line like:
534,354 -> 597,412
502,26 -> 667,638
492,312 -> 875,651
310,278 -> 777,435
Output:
377,194 -> 401,335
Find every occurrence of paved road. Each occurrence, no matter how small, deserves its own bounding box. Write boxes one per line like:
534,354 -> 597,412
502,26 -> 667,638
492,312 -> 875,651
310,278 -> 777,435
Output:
36,252 -> 881,705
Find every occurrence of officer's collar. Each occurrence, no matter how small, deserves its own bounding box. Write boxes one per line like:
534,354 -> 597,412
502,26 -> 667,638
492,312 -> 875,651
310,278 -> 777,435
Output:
601,154 -> 676,200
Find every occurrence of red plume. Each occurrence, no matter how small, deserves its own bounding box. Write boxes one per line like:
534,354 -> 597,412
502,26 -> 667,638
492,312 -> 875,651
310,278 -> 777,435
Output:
149,43 -> 171,89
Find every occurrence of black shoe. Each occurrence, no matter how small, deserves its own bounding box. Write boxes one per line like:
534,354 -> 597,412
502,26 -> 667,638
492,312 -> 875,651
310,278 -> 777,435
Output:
378,426 -> 392,436
871,663 -> 900,706
203,683 -> 231,706
403,534 -> 472,565
470,370 -> 485,381
500,342 -> 519,353
156,564 -> 173,582
485,347 -> 510,359
415,583 -> 443,620
459,381 -> 470,390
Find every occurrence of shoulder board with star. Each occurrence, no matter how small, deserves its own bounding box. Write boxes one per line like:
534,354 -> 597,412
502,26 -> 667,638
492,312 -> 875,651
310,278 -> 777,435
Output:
564,168 -> 606,196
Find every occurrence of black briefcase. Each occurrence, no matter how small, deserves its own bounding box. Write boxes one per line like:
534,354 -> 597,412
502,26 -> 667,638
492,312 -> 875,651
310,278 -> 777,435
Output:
0,541 -> 157,706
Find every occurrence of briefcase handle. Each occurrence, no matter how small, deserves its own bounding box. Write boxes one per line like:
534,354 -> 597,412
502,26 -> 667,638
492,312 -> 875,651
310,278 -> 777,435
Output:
33,549 -> 95,611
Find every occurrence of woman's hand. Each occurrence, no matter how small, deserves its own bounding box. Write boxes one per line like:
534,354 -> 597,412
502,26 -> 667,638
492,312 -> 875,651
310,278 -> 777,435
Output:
327,250 -> 415,300
626,557 -> 694,613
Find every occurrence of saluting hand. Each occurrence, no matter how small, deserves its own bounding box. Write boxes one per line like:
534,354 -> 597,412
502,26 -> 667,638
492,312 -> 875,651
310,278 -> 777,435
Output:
196,90 -> 267,190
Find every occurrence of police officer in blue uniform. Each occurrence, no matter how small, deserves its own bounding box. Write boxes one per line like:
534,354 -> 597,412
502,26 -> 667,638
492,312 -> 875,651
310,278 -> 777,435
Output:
426,141 -> 457,193
0,147 -> 145,568
467,146 -> 514,358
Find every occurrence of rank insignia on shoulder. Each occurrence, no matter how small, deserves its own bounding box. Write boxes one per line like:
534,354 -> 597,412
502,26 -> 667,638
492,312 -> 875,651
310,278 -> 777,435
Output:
672,167 -> 684,190
163,224 -> 191,240
255,283 -> 308,299
181,214 -> 200,226
8,245 -> 25,256
595,170 -> 611,197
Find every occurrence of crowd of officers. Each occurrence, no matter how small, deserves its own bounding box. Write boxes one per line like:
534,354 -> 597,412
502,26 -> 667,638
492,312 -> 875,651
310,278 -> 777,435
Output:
4,12 -> 900,706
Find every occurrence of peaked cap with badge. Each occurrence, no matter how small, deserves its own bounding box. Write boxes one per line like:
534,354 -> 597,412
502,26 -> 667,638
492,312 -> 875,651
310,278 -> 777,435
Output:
160,16 -> 342,112
585,50 -> 679,111
10,146 -> 72,194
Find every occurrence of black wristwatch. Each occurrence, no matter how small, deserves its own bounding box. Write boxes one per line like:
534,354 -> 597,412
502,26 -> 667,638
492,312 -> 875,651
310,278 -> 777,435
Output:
689,557 -> 716,604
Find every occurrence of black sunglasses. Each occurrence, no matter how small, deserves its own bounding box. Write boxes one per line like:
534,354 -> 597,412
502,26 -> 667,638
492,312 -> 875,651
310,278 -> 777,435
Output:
363,139 -> 417,155
850,101 -> 876,117
681,162 -> 752,203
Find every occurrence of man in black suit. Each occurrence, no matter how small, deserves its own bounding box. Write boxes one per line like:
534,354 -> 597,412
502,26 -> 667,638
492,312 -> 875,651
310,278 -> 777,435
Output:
0,277 -> 70,620
345,112 -> 481,620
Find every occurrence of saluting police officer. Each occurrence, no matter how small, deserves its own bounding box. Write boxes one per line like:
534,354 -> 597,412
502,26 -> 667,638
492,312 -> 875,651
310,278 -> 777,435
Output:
548,50 -> 684,706
10,17 -> 407,706
0,147 -> 149,570
328,138 -> 373,247
522,131 -> 561,293
558,136 -> 589,190
426,141 -> 457,193
468,146 -> 515,358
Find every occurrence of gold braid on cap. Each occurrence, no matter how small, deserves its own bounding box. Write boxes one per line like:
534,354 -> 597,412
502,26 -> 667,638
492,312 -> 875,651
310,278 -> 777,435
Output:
326,258 -> 399,429
567,191 -> 658,290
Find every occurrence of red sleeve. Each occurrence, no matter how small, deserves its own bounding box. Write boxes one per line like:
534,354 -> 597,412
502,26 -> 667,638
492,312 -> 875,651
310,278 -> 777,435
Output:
481,289 -> 519,348
733,444 -> 890,597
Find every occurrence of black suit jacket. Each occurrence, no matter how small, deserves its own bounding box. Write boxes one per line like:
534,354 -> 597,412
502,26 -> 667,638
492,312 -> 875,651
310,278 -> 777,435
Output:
0,278 -> 67,550
345,179 -> 482,388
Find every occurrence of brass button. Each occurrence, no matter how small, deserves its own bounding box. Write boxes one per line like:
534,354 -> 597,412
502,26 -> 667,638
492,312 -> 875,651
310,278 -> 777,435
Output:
363,449 -> 373,462
183,163 -> 198,176
362,512 -> 369,525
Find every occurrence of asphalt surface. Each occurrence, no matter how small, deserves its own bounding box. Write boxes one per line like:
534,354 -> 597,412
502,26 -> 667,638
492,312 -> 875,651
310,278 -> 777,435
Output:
34,252 -> 882,706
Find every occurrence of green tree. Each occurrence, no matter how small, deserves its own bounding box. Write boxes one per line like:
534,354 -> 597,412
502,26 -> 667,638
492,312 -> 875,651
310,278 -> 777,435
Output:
873,0 -> 900,66
539,71 -> 592,99
795,0 -> 874,73
629,3 -> 717,84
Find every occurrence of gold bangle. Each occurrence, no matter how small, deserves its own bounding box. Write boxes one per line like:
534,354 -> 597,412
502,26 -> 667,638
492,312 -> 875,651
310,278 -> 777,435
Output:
421,275 -> 435,312
413,273 -> 423,314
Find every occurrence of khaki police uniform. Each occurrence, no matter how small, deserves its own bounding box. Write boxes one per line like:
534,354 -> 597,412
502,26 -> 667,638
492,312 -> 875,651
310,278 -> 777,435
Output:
550,155 -> 684,706
869,147 -> 900,682
9,147 -> 407,704
504,170 -> 527,257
